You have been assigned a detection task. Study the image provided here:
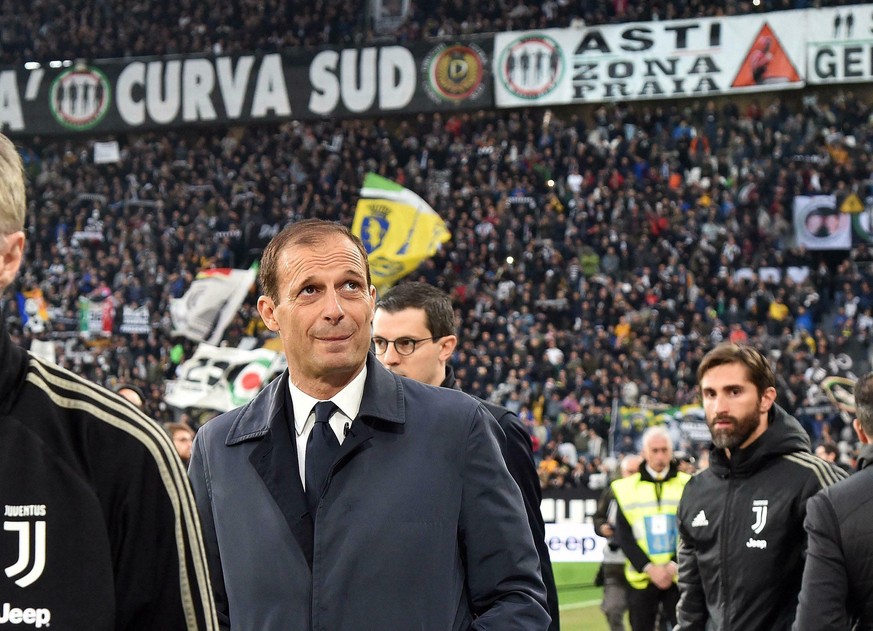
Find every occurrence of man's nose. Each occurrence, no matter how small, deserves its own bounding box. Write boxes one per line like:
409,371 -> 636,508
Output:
713,394 -> 731,415
381,341 -> 402,364
322,288 -> 344,321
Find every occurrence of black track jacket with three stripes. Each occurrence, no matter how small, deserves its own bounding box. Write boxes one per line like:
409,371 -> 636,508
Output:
675,405 -> 847,631
0,317 -> 217,630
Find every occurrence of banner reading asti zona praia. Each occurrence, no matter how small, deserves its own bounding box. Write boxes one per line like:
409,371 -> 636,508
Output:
2,6 -> 873,136
492,5 -> 873,106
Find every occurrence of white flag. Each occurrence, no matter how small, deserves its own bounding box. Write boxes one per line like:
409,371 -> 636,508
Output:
170,267 -> 256,345
164,344 -> 285,412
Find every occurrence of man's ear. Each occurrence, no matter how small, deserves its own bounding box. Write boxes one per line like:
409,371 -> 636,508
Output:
0,231 -> 24,290
257,295 -> 280,332
759,386 -> 777,413
854,418 -> 870,445
368,285 -> 377,323
438,334 -> 458,362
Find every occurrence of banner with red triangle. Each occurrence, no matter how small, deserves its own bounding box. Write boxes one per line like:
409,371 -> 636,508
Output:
732,23 -> 801,88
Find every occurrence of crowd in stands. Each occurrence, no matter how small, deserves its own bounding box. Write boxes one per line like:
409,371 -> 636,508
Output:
0,0 -> 867,65
3,0 -> 873,492
6,86 -> 873,491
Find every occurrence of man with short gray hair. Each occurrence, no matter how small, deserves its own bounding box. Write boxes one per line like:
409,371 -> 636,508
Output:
612,426 -> 689,631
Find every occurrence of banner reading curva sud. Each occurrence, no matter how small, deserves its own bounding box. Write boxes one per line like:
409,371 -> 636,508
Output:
0,38 -> 493,136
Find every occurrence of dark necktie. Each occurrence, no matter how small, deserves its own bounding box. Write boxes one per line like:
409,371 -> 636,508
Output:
305,401 -> 339,517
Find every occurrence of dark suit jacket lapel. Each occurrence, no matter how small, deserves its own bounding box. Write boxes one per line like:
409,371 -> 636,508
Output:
241,357 -> 407,569
248,377 -> 314,568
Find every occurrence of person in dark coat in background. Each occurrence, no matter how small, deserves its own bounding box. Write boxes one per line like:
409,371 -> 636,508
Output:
189,220 -> 550,630
593,454 -> 642,631
373,281 -> 560,630
794,371 -> 873,630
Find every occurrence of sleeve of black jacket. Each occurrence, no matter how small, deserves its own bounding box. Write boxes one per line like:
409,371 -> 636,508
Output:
675,490 -> 708,631
106,422 -> 217,630
593,486 -> 614,538
792,490 -> 850,631
490,406 -> 561,631
461,403 -> 551,629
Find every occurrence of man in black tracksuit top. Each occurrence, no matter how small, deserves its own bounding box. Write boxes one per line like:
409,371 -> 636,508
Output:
675,343 -> 846,631
372,282 -> 560,630
0,133 -> 217,630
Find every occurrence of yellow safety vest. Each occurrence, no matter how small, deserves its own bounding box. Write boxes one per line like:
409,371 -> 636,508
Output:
611,470 -> 690,589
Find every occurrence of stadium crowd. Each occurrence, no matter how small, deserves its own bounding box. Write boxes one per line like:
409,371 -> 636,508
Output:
6,87 -> 872,492
0,0 -> 867,65
2,0 -> 872,494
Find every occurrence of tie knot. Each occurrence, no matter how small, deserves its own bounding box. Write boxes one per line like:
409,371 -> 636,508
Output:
313,401 -> 337,425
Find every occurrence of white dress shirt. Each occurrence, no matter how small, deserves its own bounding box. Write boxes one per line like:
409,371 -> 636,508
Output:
289,366 -> 367,491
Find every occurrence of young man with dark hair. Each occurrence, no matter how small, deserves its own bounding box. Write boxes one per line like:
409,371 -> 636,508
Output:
676,343 -> 846,631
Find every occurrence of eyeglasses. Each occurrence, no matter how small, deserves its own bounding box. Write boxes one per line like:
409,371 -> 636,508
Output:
372,336 -> 440,356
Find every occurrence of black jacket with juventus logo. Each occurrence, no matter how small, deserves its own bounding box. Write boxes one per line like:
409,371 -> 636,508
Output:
0,317 -> 217,630
675,405 -> 847,631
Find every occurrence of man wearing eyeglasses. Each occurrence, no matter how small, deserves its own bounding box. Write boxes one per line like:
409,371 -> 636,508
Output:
373,282 -> 560,631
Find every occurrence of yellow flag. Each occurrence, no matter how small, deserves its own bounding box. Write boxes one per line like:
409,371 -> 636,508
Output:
352,173 -> 450,292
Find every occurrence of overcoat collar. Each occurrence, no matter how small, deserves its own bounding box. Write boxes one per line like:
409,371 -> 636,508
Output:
233,353 -> 406,567
226,353 -> 405,446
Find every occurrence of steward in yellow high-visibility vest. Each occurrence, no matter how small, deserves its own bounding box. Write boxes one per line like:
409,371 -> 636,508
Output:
612,465 -> 690,588
611,427 -> 691,631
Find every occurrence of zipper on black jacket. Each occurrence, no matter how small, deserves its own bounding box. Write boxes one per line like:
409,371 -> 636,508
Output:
721,473 -> 734,631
